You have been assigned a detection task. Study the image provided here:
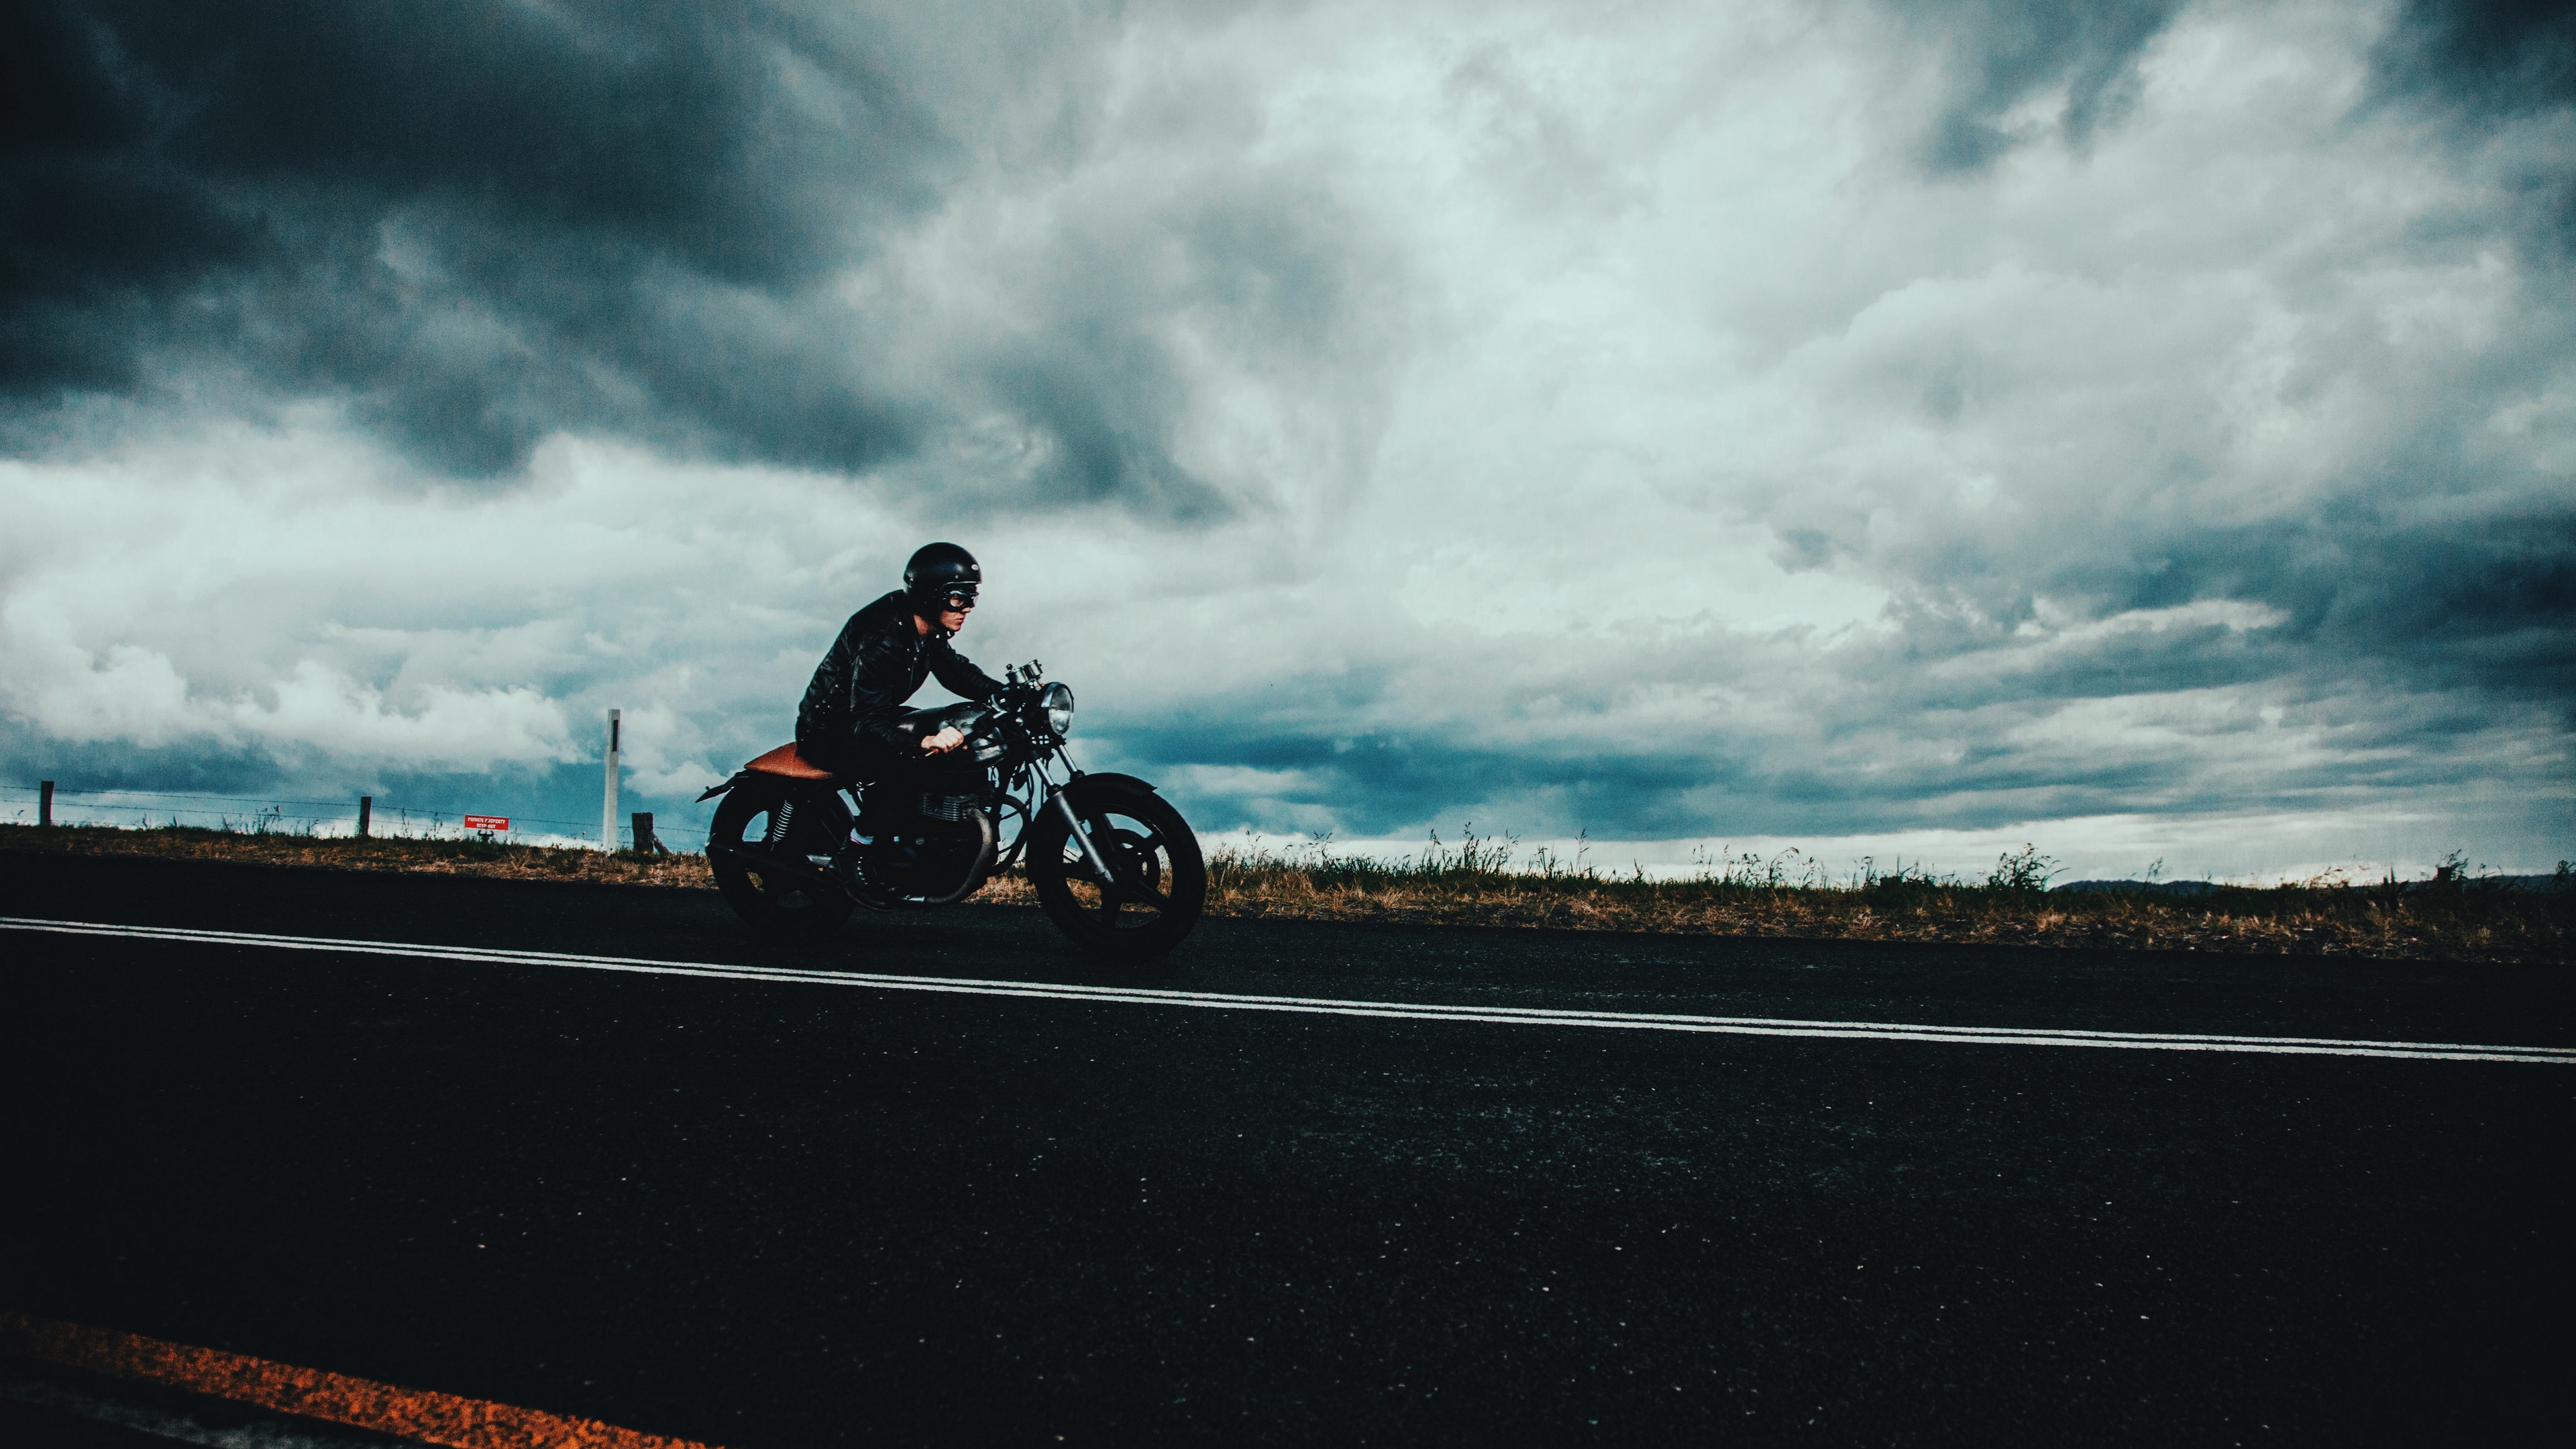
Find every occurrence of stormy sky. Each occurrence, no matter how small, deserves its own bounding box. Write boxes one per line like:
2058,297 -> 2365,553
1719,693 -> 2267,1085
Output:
3,0 -> 2570,878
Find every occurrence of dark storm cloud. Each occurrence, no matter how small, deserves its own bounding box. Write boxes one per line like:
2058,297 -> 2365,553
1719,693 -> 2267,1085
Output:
952,177 -> 1391,520
1112,720 -> 1728,839
2370,0 -> 2576,260
2373,0 -> 2576,115
1891,0 -> 2191,172
1123,701 -> 2186,843
1890,0 -> 2576,182
0,0 -> 1156,482
0,713 -> 281,797
1880,503 -> 2576,711
1120,610 -> 2552,843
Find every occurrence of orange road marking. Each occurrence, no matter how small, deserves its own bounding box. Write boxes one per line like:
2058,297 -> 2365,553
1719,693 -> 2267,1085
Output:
0,1311 -> 716,1448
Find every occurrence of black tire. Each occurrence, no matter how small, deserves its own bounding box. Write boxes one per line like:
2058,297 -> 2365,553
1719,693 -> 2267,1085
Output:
1027,778 -> 1205,960
708,780 -> 855,943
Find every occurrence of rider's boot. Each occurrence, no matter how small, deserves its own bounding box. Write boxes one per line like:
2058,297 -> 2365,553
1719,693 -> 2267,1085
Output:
834,788 -> 914,910
833,837 -> 900,910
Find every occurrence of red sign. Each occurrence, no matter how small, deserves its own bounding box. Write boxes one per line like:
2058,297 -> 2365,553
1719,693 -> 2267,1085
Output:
462,815 -> 510,831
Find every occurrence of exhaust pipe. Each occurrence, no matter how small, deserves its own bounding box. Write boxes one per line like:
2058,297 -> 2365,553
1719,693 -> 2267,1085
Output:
709,841 -> 843,895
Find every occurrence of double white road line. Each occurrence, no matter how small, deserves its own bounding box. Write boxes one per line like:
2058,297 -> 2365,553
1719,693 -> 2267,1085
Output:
7,916 -> 2571,1065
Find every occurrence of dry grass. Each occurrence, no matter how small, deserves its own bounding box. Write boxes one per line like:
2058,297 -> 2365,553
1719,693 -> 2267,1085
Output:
5,822 -> 2569,962
1189,836 -> 2574,961
1195,860 -> 2573,961
1,822 -> 716,890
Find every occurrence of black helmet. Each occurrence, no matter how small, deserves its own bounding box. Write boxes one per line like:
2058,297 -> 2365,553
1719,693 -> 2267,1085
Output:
904,541 -> 981,611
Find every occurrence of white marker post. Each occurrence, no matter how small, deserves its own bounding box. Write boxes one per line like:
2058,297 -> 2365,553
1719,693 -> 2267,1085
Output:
602,708 -> 621,851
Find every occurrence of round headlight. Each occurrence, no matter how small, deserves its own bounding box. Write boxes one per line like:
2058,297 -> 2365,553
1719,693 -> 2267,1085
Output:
1041,682 -> 1075,734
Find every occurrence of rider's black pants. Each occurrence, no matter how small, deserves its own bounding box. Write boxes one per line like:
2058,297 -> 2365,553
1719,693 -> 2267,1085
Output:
795,727 -> 972,836
796,728 -> 902,783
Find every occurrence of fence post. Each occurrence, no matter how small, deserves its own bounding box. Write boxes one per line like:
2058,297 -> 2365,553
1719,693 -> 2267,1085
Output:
357,796 -> 372,839
601,708 -> 621,851
40,781 -> 54,828
632,811 -> 660,855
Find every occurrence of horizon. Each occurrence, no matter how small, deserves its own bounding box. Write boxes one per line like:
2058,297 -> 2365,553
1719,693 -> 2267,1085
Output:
8,782 -> 2561,888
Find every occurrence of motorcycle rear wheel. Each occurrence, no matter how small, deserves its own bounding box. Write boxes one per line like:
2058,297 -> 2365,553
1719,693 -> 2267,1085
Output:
708,780 -> 855,943
1026,778 -> 1205,961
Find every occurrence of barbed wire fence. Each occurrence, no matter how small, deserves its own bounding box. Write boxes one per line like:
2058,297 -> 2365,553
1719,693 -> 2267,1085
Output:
1,783 -> 709,853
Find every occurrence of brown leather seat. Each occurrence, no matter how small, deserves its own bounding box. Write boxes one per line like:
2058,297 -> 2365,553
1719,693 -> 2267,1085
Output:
744,742 -> 852,782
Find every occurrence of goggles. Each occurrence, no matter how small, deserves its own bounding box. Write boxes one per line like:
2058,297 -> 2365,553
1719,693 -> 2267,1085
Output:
938,587 -> 978,610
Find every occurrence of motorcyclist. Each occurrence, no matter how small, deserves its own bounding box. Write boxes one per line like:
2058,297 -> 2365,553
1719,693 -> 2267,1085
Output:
796,543 -> 1005,857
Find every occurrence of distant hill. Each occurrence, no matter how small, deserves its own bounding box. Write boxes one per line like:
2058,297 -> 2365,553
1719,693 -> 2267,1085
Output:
2053,875 -> 2569,895
2052,879 -> 2220,896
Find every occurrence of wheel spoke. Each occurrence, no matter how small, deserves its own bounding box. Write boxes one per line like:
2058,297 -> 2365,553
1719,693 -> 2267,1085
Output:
1122,865 -> 1170,909
1098,823 -> 1169,914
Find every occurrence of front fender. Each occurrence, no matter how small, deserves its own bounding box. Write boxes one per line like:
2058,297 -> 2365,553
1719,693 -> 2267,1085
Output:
1066,771 -> 1159,796
696,772 -> 747,803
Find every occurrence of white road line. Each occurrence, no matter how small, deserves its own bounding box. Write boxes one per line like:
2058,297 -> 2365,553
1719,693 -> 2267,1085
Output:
7,916 -> 2573,1065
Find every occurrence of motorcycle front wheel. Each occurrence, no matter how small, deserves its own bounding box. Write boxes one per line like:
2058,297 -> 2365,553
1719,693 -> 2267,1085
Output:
1026,777 -> 1205,961
708,780 -> 855,943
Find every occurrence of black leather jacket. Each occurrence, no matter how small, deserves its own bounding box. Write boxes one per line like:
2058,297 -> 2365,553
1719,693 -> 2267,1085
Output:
797,590 -> 1004,754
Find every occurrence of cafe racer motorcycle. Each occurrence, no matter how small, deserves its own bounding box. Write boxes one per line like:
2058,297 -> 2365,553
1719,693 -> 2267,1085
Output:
695,664 -> 1205,960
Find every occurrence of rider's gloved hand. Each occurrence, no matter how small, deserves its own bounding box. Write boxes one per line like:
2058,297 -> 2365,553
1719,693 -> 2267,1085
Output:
922,727 -> 967,754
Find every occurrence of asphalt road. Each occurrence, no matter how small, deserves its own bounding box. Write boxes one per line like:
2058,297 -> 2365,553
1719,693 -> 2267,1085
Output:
2,851 -> 2569,1446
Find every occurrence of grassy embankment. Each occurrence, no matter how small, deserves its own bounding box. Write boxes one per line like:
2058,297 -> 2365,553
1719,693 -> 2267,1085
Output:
4,822 -> 2569,962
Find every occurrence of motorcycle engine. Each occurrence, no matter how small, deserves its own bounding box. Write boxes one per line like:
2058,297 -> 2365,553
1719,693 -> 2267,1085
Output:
857,793 -> 992,900
918,790 -> 981,822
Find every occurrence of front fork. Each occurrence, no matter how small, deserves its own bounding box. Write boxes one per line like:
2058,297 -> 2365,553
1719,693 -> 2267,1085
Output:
1029,751 -> 1117,887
